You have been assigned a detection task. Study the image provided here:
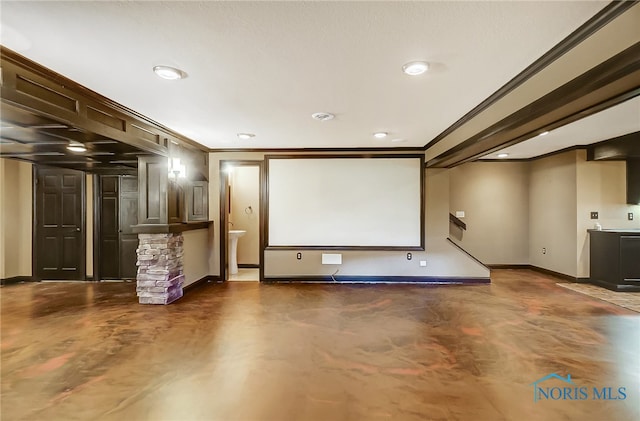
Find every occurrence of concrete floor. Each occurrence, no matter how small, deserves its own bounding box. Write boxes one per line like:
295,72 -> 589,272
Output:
1,270 -> 638,421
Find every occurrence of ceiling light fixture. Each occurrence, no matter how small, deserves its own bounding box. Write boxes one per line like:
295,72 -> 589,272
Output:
373,132 -> 388,139
237,133 -> 256,140
497,153 -> 509,158
153,65 -> 187,80
66,141 -> 86,153
402,61 -> 429,76
311,112 -> 335,121
538,131 -> 550,137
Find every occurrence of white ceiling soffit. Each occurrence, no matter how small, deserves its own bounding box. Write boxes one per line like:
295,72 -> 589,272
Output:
0,1 -> 609,150
480,96 -> 640,160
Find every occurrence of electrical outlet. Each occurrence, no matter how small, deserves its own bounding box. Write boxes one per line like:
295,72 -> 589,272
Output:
629,213 -> 634,221
407,253 -> 412,260
296,252 -> 302,260
542,248 -> 546,254
590,211 -> 599,219
419,260 -> 427,267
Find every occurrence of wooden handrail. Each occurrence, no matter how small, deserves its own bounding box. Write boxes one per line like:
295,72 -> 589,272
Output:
449,213 -> 467,230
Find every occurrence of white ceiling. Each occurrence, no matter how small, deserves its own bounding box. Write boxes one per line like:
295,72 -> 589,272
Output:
0,1 -> 613,150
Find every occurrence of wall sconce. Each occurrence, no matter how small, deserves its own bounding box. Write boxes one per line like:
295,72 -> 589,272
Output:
168,157 -> 187,179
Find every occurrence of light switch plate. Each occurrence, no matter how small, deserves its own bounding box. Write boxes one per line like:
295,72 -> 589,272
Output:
455,211 -> 465,218
629,213 -> 634,221
420,260 -> 427,267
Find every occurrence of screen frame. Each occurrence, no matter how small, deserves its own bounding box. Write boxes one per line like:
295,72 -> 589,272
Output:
264,154 -> 425,251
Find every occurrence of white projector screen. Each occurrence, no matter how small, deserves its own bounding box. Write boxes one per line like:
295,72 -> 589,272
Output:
267,155 -> 423,248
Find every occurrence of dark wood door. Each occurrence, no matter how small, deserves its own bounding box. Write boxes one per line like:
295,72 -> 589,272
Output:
98,175 -> 138,280
119,177 -> 138,279
35,166 -> 85,280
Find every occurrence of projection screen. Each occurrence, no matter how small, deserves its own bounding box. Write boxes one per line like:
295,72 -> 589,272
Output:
266,155 -> 424,249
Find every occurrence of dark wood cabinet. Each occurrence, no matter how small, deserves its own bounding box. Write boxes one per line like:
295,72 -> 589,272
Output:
187,181 -> 208,221
589,229 -> 640,291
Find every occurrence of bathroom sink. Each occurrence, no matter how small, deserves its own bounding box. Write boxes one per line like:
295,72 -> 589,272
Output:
228,230 -> 246,275
228,230 -> 246,238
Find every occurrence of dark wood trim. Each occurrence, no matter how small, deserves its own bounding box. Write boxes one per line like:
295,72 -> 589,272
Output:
587,131 -> 640,161
446,238 -> 489,270
238,264 -> 260,269
1,47 -> 207,154
0,276 -> 36,286
487,264 -> 531,270
265,245 -> 425,251
265,153 -> 424,160
262,275 -> 489,284
131,221 -> 211,234
529,265 -> 582,283
210,147 -> 423,153
219,160 -> 265,282
264,154 -> 425,250
424,1 -> 637,151
488,265 -> 590,283
183,275 -> 223,292
480,145 -> 587,163
449,213 -> 466,231
427,43 -> 640,168
92,175 -> 101,281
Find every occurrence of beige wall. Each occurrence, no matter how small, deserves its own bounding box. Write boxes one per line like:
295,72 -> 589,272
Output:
182,229 -> 211,287
0,159 -> 33,279
449,161 -> 529,265
529,151 -> 578,276
210,152 -> 489,279
229,165 -> 260,265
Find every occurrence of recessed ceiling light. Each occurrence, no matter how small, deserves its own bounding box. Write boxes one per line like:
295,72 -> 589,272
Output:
391,138 -> 407,143
402,61 -> 429,76
67,141 -> 86,153
311,112 -> 335,121
538,131 -> 550,137
153,65 -> 187,80
497,153 -> 509,158
237,133 -> 255,140
373,132 -> 388,139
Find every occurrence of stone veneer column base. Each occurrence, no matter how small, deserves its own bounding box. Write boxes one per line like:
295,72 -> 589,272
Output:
136,233 -> 184,304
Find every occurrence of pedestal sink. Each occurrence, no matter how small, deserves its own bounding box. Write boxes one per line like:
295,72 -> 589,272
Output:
228,230 -> 246,275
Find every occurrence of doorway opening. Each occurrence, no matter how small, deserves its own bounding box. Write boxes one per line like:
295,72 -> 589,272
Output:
219,160 -> 263,282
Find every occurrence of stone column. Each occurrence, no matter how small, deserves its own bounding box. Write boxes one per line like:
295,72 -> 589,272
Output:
136,233 -> 184,304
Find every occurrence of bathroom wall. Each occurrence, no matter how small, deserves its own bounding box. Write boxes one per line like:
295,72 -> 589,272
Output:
229,165 -> 260,265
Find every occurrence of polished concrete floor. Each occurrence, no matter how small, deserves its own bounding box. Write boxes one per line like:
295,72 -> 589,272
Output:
1,270 -> 639,421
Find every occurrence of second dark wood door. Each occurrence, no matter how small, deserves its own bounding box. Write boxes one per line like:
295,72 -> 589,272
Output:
99,175 -> 138,280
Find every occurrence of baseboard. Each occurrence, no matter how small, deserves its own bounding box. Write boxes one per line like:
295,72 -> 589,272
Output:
85,276 -> 95,282
489,265 -> 590,283
487,264 -> 531,270
262,275 -> 490,284
0,276 -> 36,286
238,264 -> 260,269
528,265 -> 581,282
183,275 -> 223,292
